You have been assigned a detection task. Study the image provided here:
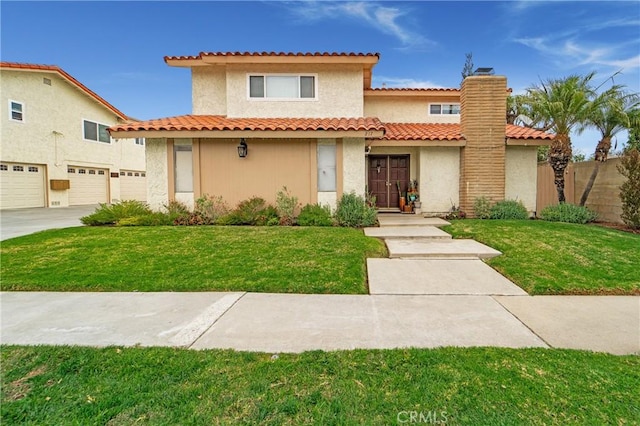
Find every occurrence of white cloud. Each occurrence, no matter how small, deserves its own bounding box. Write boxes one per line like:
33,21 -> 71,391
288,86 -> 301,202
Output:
372,76 -> 444,89
514,37 -> 640,72
283,1 -> 435,50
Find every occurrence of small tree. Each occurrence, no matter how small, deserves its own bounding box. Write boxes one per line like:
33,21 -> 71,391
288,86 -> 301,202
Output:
460,52 -> 474,85
618,147 -> 640,229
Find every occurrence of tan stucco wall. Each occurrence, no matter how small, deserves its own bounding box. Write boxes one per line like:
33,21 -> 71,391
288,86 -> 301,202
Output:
222,64 -> 363,118
574,158 -> 625,223
364,96 -> 460,123
420,147 -> 460,214
145,138 -> 169,211
0,69 -> 145,207
343,138 -> 366,196
505,146 -> 537,213
192,67 -> 227,115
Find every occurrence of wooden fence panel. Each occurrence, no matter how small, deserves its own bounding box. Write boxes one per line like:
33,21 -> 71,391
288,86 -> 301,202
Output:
536,163 -> 575,213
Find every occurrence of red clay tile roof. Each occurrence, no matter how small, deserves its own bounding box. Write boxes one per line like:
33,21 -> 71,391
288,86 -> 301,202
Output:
383,123 -> 552,141
366,88 -> 460,92
165,52 -> 379,62
0,62 -> 128,120
384,123 -> 463,141
110,115 -> 385,133
505,124 -> 553,140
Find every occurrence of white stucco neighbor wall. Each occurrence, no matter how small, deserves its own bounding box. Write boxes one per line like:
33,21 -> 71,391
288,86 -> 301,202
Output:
505,146 -> 537,213
192,67 -> 227,115
224,64 -> 364,118
145,138 -> 168,211
420,147 -> 460,214
343,138 -> 366,196
0,69 -> 145,207
364,97 -> 460,123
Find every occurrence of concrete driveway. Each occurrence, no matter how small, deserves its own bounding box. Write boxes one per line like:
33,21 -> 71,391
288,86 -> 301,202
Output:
0,205 -> 97,240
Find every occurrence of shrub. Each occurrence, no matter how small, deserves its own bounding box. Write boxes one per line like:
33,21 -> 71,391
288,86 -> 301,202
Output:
473,196 -> 492,219
80,200 -> 152,226
539,203 -> 597,224
218,197 -> 278,226
297,204 -> 333,226
489,200 -> 528,220
334,193 -> 377,228
443,204 -> 466,220
117,212 -> 175,226
618,148 -> 640,229
194,194 -> 230,225
275,186 -> 300,226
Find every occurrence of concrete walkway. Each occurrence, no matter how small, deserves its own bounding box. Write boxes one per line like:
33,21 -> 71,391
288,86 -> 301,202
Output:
1,212 -> 638,355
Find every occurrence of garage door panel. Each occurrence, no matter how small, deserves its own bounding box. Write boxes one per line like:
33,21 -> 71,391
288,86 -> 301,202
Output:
68,166 -> 108,205
0,162 -> 46,209
120,170 -> 147,202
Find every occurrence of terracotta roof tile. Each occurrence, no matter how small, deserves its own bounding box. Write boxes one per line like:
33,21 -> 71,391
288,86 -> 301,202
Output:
0,62 -> 128,120
505,124 -> 553,140
383,123 -> 463,141
367,87 -> 460,92
110,115 -> 385,133
165,52 -> 379,62
384,123 -> 553,141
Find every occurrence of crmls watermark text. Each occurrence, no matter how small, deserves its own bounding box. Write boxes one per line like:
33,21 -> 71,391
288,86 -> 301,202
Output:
397,410 -> 448,424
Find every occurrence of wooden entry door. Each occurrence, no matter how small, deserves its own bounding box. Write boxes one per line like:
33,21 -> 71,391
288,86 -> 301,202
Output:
367,155 -> 409,209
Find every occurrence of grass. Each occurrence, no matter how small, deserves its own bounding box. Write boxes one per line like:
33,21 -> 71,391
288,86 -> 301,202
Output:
2,345 -> 638,425
0,226 -> 386,294
444,220 -> 640,295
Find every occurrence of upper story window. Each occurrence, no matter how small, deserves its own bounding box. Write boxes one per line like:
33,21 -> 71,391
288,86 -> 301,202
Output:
9,100 -> 24,122
249,74 -> 316,100
135,138 -> 145,146
429,104 -> 460,115
83,120 -> 110,143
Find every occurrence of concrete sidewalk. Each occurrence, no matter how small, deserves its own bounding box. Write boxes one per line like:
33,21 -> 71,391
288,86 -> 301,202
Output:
1,292 -> 637,355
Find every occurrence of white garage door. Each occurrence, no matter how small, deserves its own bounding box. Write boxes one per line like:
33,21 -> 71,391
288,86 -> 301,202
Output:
68,166 -> 108,205
0,162 -> 46,209
119,170 -> 147,202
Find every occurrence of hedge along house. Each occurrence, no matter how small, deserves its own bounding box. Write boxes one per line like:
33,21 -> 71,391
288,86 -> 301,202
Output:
109,52 -> 552,215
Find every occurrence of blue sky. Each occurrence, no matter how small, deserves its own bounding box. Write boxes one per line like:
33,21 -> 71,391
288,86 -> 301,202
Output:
2,1 -> 639,154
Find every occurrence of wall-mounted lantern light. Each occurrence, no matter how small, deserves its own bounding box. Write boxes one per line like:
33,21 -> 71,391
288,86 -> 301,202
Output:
237,138 -> 248,158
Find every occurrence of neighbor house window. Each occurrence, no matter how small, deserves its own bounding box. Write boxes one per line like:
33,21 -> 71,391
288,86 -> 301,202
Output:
249,75 -> 316,99
83,120 -> 110,143
429,104 -> 460,115
9,101 -> 24,122
317,145 -> 337,192
135,138 -> 145,145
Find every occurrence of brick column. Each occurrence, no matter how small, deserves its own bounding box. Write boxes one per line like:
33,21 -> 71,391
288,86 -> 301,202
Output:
459,76 -> 507,215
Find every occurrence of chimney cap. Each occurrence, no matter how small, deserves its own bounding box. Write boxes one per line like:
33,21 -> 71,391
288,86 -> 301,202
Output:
473,67 -> 495,75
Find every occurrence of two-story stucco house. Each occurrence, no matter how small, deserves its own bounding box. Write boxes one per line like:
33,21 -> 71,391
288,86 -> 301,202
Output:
109,51 -> 551,216
0,62 -> 146,209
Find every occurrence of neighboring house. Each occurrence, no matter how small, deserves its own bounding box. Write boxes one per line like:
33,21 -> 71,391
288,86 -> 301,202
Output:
0,62 -> 146,209
109,51 -> 551,216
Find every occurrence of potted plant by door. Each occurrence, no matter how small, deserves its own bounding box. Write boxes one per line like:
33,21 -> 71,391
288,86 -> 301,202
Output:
397,181 -> 406,211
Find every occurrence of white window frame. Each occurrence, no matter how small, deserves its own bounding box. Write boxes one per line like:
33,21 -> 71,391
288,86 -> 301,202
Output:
82,119 -> 111,144
9,100 -> 24,122
428,103 -> 460,115
247,73 -> 318,101
135,138 -> 145,146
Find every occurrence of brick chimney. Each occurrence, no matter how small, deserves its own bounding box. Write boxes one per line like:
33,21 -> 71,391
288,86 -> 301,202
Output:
459,75 -> 507,215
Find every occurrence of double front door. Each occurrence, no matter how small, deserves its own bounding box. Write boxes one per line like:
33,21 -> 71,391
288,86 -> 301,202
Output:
367,155 -> 409,209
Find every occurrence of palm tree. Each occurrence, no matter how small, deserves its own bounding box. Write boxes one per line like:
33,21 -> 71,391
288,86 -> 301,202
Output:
525,73 -> 598,203
579,89 -> 640,206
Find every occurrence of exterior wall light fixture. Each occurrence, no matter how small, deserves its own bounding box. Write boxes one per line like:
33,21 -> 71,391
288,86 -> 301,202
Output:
237,139 -> 248,158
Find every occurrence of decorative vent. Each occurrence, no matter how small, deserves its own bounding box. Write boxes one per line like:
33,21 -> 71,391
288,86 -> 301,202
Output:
43,77 -> 52,86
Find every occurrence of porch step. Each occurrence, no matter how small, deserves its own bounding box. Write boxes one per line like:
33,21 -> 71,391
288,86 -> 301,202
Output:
385,239 -> 502,259
377,214 -> 450,228
364,226 -> 452,240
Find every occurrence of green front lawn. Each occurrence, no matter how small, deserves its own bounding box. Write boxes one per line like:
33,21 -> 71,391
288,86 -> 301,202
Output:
2,346 -> 638,425
0,227 -> 386,294
444,220 -> 640,295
